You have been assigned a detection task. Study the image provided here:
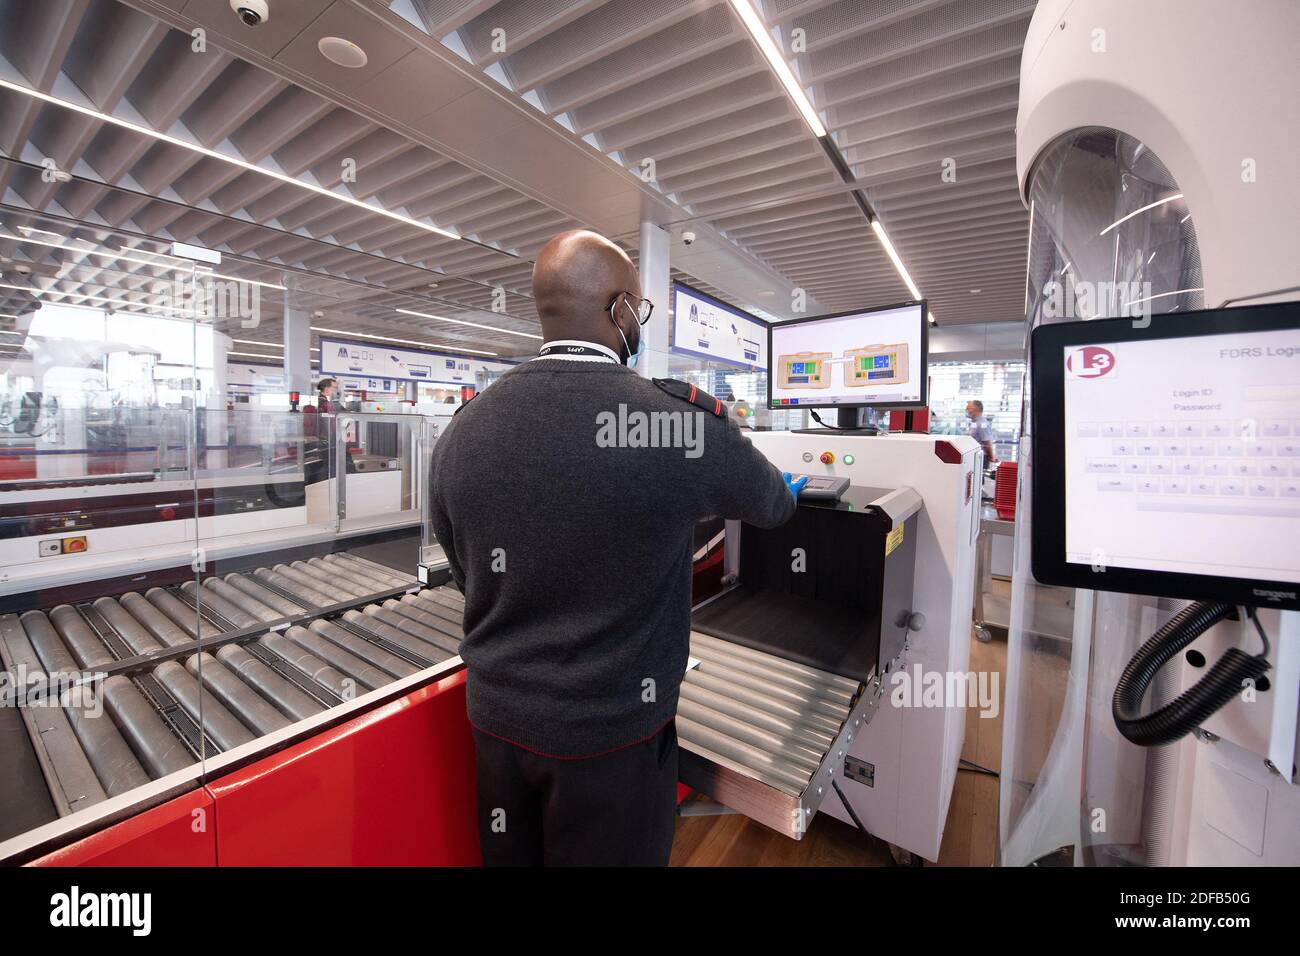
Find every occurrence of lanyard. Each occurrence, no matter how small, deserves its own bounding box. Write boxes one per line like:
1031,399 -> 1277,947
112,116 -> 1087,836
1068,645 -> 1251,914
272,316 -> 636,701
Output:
535,341 -> 620,363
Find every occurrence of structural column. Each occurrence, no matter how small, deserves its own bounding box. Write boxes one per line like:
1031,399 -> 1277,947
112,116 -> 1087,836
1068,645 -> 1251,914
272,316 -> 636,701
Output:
638,220 -> 671,380
283,297 -> 312,397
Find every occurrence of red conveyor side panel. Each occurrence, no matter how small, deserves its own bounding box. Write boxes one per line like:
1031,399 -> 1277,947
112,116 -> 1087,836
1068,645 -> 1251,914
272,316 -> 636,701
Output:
207,668 -> 479,866
29,789 -> 216,867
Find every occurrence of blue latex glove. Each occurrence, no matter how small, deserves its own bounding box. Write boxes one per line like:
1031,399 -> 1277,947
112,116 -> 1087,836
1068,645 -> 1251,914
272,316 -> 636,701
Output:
783,472 -> 810,500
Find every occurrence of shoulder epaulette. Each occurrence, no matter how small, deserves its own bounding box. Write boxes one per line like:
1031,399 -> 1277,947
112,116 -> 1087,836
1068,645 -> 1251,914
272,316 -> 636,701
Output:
652,378 -> 724,417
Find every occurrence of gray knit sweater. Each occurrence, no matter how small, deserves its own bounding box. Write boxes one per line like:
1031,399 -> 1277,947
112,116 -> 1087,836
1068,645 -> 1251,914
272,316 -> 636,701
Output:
428,357 -> 795,756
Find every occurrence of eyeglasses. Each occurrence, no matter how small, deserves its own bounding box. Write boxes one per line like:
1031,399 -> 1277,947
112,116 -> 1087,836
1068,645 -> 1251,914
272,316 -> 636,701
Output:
609,293 -> 654,325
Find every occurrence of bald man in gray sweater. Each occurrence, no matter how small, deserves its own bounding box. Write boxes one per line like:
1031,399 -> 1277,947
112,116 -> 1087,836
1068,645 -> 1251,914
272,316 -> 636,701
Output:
429,229 -> 802,866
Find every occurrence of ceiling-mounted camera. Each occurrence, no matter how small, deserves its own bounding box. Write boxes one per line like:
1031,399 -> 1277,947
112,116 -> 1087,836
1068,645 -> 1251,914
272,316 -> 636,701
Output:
230,0 -> 269,27
682,231 -> 696,246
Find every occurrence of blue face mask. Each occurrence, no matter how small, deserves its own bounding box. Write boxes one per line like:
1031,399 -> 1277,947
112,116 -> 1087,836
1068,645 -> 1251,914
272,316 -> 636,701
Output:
612,299 -> 646,369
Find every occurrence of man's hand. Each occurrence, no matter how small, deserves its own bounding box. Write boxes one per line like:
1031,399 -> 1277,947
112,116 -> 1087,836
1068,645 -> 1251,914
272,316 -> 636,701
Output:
783,472 -> 810,500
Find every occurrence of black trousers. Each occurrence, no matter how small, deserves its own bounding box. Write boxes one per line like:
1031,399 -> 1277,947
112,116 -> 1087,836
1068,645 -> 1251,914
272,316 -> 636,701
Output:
472,721 -> 679,866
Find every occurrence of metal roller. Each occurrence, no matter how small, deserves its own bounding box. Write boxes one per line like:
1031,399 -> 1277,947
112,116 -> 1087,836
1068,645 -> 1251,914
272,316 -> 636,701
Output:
250,567 -> 333,609
152,661 -> 256,752
683,669 -> 844,737
143,587 -> 216,641
383,599 -> 463,652
203,577 -> 281,623
689,631 -> 861,693
184,652 -> 292,736
391,595 -> 464,637
48,605 -> 114,668
678,681 -> 835,753
308,619 -> 420,678
415,589 -> 465,616
258,632 -> 355,700
93,598 -> 166,654
316,556 -> 393,596
19,610 -> 80,674
361,605 -> 457,652
97,675 -> 194,778
60,687 -> 153,796
409,592 -> 465,626
47,607 -> 193,777
345,608 -> 449,663
688,639 -> 856,705
687,656 -> 851,720
121,591 -> 198,647
255,566 -> 334,609
180,580 -> 261,629
214,644 -> 325,721
283,626 -> 390,691
677,696 -> 824,776
29,611 -> 154,795
288,560 -> 364,599
1,614 -> 107,814
223,574 -> 305,617
326,552 -> 413,588
273,563 -> 349,602
675,715 -> 812,795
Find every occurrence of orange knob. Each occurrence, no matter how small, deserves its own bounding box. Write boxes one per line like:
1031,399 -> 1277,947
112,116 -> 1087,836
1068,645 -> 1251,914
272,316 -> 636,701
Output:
820,451 -> 835,465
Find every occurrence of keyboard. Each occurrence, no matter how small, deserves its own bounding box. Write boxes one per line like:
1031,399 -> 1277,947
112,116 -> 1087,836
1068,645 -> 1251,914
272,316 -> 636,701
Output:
1077,419 -> 1300,517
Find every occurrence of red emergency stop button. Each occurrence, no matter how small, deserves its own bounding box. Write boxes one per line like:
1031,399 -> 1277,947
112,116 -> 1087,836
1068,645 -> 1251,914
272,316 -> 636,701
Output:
820,451 -> 835,465
160,506 -> 177,520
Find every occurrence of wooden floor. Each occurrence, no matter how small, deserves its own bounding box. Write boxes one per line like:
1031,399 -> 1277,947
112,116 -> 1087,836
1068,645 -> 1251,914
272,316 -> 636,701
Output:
670,628 -> 1007,867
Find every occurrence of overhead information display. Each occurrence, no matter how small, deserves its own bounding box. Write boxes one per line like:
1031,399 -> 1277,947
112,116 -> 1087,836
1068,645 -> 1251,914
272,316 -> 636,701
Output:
670,282 -> 768,370
320,337 -> 516,387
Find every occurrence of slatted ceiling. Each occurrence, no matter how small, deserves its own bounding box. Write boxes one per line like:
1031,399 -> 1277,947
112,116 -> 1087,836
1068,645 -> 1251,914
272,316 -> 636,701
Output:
2,0 -> 1035,357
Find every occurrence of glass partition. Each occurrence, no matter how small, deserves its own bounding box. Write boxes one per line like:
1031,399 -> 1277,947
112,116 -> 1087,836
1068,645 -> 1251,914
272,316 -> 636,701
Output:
1000,128 -> 1203,867
929,360 -> 1027,462
0,212 -> 207,849
0,208 -> 465,861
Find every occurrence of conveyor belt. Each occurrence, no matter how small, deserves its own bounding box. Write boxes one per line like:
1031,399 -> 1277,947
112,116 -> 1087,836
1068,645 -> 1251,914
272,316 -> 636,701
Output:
0,551 -> 463,843
675,630 -> 873,838
678,632 -> 857,797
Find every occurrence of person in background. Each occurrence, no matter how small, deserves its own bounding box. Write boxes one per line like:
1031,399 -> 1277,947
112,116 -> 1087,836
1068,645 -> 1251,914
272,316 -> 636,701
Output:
316,377 -> 339,414
965,399 -> 997,463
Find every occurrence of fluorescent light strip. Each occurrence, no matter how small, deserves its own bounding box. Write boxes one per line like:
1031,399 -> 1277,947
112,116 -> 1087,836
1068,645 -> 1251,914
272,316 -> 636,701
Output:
231,340 -> 319,352
311,325 -> 497,356
1099,193 -> 1184,237
395,307 -> 541,340
869,219 -> 922,301
228,351 -> 284,359
729,0 -> 826,137
0,77 -> 460,242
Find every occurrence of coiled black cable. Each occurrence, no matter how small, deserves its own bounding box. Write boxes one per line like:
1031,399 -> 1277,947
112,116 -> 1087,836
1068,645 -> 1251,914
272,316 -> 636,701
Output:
1112,601 -> 1271,746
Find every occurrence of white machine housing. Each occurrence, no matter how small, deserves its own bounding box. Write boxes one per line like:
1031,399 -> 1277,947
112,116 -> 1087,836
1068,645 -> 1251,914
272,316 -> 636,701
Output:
1009,0 -> 1300,866
747,431 -> 981,861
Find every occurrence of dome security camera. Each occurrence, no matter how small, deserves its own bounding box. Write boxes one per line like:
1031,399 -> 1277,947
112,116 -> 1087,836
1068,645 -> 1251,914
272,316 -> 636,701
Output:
682,231 -> 696,246
230,0 -> 269,27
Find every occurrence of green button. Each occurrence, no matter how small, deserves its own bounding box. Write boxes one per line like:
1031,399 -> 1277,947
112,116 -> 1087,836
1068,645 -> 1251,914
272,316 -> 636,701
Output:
843,454 -> 855,465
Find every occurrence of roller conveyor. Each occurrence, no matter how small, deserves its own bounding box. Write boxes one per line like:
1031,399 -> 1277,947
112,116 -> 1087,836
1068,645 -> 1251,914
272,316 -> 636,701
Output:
675,629 -> 872,838
0,547 -> 462,844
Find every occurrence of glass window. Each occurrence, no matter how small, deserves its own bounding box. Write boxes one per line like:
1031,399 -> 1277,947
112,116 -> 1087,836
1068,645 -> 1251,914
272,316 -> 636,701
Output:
929,360 -> 1027,462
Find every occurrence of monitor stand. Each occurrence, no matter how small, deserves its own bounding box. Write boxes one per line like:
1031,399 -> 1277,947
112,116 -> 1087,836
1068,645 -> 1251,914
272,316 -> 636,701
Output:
792,406 -> 879,436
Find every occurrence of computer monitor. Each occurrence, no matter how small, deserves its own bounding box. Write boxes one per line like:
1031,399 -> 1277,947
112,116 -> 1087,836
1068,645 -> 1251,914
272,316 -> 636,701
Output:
1031,301 -> 1300,610
767,300 -> 927,410
670,281 -> 767,370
